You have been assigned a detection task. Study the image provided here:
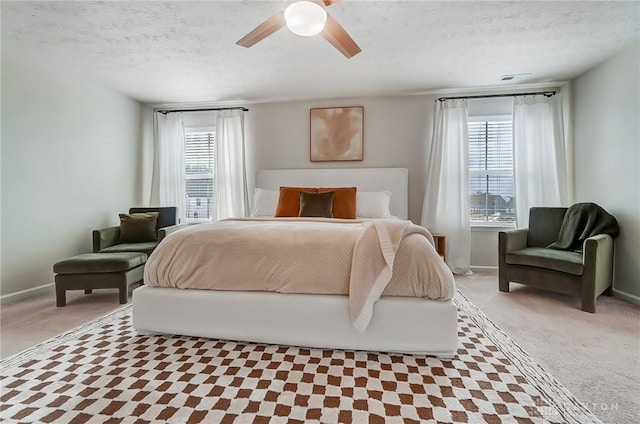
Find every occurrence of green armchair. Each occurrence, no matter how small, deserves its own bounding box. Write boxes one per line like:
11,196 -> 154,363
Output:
499,207 -> 614,313
92,207 -> 178,256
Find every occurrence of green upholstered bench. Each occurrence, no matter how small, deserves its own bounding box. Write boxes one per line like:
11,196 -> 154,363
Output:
53,252 -> 147,306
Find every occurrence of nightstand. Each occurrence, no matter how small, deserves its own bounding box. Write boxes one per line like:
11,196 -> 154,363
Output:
432,233 -> 446,262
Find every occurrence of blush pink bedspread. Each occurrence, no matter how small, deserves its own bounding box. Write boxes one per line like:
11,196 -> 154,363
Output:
144,218 -> 455,330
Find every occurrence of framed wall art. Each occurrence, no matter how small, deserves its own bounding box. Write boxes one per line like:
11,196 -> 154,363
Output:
310,106 -> 364,162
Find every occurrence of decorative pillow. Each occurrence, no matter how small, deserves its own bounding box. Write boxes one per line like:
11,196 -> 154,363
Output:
318,187 -> 357,219
119,212 -> 160,243
356,191 -> 392,218
299,191 -> 335,218
250,188 -> 280,217
275,187 -> 319,217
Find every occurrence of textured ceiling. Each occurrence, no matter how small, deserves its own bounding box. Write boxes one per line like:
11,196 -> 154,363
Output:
2,1 -> 639,106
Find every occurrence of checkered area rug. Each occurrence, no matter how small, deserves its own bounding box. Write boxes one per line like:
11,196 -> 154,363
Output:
1,292 -> 601,424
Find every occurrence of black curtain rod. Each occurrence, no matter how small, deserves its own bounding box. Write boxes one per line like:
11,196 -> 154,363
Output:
437,91 -> 556,102
157,106 -> 249,114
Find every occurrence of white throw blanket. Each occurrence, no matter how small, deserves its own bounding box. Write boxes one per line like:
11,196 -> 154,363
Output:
350,220 -> 437,332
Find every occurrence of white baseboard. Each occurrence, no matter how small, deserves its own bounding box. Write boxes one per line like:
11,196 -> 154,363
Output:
612,288 -> 640,306
1,283 -> 54,305
470,265 -> 498,271
6,277 -> 634,306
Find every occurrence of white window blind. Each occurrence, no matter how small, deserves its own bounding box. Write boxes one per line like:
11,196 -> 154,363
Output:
468,118 -> 515,224
184,130 -> 215,222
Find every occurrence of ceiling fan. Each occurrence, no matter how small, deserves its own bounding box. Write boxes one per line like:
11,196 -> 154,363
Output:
236,0 -> 361,58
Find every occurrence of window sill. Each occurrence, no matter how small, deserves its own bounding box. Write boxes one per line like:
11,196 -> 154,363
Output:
183,220 -> 212,225
471,223 -> 516,231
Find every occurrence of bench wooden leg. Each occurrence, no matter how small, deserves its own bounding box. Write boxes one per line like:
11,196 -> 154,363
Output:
499,278 -> 510,293
55,283 -> 66,307
119,285 -> 129,304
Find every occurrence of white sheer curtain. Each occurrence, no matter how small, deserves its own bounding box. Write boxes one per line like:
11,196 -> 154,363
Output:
213,109 -> 248,220
513,95 -> 567,227
421,99 -> 472,275
150,112 -> 187,223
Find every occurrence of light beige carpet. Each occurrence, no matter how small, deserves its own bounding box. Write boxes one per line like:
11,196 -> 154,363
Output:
1,292 -> 601,423
457,270 -> 640,424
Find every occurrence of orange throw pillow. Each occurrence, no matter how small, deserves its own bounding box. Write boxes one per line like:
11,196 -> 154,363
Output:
275,187 -> 319,217
318,187 -> 357,219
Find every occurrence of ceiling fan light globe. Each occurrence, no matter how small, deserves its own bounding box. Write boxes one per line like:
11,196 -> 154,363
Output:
284,0 -> 327,37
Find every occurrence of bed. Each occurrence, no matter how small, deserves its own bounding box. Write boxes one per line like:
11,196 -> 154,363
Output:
132,168 -> 458,357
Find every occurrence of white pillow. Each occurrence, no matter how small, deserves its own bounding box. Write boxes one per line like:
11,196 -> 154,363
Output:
250,188 -> 279,217
356,191 -> 392,218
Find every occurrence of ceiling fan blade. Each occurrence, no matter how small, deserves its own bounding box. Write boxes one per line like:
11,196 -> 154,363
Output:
321,13 -> 361,58
324,0 -> 341,6
236,11 -> 285,48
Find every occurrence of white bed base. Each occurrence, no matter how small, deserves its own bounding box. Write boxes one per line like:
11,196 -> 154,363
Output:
133,168 -> 457,358
133,286 -> 458,357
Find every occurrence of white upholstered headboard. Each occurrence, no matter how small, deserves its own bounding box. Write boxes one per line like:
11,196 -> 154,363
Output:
255,168 -> 408,220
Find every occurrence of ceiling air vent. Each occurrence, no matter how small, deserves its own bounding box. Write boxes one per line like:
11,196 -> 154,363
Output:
500,73 -> 531,82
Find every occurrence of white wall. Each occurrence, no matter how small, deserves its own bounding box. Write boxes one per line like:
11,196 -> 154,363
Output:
137,105 -> 155,206
1,50 -> 146,300
572,42 -> 640,302
245,95 -> 436,223
244,92 -> 562,268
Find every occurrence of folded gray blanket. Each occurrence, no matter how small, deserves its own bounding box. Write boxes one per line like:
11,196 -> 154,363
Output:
548,203 -> 619,252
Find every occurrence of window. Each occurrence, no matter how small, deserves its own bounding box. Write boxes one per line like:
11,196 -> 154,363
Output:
468,117 -> 515,225
184,129 -> 215,222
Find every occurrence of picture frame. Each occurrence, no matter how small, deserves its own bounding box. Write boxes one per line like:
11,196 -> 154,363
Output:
310,106 -> 364,162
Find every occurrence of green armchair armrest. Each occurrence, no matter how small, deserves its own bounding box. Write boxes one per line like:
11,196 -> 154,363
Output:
92,226 -> 121,253
499,228 -> 528,254
582,234 -> 614,303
